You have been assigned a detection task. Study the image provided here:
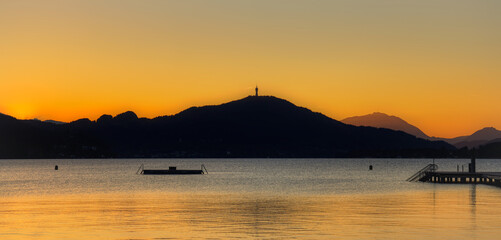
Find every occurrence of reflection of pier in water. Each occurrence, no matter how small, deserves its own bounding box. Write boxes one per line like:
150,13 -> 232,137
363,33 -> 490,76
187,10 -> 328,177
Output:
470,184 -> 477,215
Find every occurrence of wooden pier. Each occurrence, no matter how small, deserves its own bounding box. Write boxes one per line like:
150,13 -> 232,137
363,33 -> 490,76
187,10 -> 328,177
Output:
407,158 -> 501,188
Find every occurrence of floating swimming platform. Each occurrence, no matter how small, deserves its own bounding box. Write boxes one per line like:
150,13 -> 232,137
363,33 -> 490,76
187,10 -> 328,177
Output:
137,164 -> 208,175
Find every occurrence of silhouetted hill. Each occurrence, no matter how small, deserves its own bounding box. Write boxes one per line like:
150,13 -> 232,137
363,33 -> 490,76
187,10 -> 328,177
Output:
476,141 -> 501,158
0,96 -> 455,158
445,127 -> 501,149
463,127 -> 501,141
341,112 -> 430,139
486,138 -> 501,145
44,120 -> 67,125
341,113 -> 501,150
0,112 -> 17,122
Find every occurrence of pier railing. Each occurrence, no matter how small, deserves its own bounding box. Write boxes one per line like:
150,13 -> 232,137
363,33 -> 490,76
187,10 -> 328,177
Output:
407,164 -> 438,182
201,164 -> 208,174
136,164 -> 144,175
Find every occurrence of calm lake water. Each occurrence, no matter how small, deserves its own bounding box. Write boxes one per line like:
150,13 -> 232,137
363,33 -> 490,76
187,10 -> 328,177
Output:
1,158 -> 501,239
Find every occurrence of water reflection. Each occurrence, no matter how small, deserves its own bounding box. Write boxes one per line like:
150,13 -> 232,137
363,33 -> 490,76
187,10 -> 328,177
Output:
470,184 -> 477,234
470,184 -> 477,208
2,189 -> 501,240
3,158 -> 501,239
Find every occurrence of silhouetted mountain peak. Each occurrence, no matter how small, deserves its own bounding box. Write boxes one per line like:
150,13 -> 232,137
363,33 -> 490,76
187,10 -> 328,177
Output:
70,118 -> 92,126
225,96 -> 302,112
477,126 -> 498,132
371,112 -> 390,116
187,96 -> 295,110
437,127 -> 501,149
174,96 -> 339,128
341,112 -> 429,139
97,114 -> 113,124
469,127 -> 501,140
114,111 -> 138,121
240,95 -> 295,105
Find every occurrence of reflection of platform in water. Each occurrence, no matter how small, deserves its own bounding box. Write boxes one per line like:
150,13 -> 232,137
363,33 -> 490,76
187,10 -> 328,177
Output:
137,164 -> 208,175
407,158 -> 501,188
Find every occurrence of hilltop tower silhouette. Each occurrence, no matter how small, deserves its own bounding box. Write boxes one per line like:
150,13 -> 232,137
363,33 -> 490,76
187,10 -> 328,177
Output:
255,85 -> 258,96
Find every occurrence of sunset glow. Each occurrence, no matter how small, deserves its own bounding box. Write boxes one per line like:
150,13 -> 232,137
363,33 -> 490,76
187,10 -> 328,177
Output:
1,0 -> 500,138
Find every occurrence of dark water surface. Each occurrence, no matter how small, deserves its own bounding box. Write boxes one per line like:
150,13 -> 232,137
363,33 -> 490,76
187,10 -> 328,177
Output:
1,158 -> 501,239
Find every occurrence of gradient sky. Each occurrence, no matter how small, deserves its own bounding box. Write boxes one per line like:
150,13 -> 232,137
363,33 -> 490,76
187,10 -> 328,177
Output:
1,0 -> 500,138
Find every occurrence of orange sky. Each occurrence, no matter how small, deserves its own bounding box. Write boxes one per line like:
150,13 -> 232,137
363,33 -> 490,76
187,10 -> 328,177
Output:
1,0 -> 500,138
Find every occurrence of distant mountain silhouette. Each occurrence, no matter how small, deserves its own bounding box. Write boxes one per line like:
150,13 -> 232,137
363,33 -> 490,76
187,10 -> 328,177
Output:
0,97 -> 454,158
341,112 -> 430,139
486,138 -> 501,145
475,141 -> 501,158
44,120 -> 67,125
446,127 -> 501,149
342,112 -> 501,150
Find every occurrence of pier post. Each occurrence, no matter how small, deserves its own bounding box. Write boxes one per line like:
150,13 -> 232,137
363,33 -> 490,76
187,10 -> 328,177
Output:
469,158 -> 476,173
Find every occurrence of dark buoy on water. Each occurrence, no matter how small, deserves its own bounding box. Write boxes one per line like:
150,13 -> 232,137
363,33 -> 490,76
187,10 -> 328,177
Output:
55,165 -> 58,170
369,165 -> 373,170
